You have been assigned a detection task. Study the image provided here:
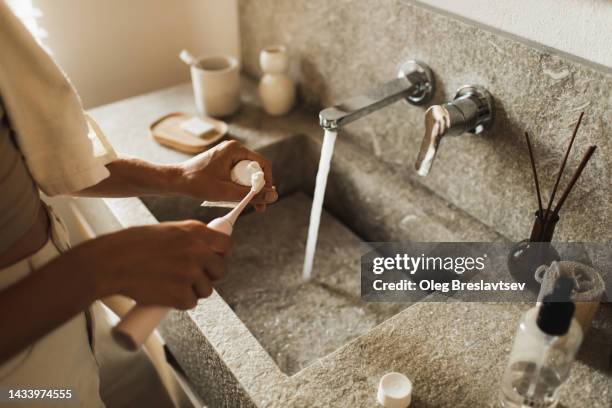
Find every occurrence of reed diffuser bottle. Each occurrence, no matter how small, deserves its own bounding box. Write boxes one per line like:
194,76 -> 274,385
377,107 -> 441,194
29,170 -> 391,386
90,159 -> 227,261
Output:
499,277 -> 583,408
508,113 -> 597,292
507,210 -> 560,292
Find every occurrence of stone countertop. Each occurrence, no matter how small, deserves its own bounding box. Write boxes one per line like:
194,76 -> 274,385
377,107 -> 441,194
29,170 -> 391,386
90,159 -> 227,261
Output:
88,78 -> 316,165
267,301 -> 611,408
88,80 -> 611,408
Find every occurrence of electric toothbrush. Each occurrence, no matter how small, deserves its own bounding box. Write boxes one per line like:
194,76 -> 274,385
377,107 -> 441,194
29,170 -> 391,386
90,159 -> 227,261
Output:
112,164 -> 265,351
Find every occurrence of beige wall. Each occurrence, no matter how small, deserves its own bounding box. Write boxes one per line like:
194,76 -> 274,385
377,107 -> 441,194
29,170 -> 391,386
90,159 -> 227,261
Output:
34,0 -> 240,108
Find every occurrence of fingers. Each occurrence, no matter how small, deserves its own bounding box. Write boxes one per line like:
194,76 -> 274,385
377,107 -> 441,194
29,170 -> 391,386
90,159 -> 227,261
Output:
217,181 -> 278,206
253,186 -> 278,204
193,273 -> 214,298
250,186 -> 279,212
176,251 -> 222,307
195,249 -> 226,282
218,181 -> 256,201
180,220 -> 232,254
179,289 -> 199,309
153,282 -> 198,310
174,246 -> 224,308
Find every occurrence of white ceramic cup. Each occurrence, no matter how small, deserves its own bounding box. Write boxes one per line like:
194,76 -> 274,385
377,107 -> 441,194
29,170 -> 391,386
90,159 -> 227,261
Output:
191,55 -> 240,117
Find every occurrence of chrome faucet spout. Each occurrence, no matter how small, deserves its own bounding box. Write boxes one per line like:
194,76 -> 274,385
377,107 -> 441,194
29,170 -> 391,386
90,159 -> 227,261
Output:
319,60 -> 434,130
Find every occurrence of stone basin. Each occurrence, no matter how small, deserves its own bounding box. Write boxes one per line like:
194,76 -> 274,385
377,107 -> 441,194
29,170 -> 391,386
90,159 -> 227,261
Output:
216,193 -> 409,375
89,80 -> 611,408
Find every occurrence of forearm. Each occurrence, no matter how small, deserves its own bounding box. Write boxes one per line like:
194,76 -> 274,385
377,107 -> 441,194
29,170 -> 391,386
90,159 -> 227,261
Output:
0,256 -> 98,364
73,157 -> 183,198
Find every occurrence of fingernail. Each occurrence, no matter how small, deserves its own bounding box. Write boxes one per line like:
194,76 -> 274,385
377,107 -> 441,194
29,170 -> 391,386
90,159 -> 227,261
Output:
265,190 -> 278,202
254,204 -> 265,212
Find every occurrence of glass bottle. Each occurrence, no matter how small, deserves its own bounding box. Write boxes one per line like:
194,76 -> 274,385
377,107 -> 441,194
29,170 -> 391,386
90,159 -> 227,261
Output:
499,277 -> 583,408
507,209 -> 560,292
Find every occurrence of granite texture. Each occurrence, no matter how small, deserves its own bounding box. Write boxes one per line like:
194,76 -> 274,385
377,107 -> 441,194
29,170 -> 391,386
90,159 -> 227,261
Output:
88,78 -> 611,407
262,301 -> 611,408
305,130 -> 505,244
216,193 -> 407,375
239,0 -> 611,243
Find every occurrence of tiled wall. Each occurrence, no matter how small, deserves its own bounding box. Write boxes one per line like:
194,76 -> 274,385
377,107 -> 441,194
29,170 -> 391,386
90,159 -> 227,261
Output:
239,0 -> 611,242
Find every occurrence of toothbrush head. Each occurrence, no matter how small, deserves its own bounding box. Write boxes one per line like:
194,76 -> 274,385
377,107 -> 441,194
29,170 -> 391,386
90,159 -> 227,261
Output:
222,171 -> 266,227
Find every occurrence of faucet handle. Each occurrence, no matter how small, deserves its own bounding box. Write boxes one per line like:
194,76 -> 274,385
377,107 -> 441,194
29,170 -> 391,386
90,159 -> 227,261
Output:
415,105 -> 451,176
415,85 -> 495,176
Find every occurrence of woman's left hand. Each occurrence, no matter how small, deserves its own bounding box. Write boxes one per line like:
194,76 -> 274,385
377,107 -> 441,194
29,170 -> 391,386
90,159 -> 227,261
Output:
176,140 -> 278,211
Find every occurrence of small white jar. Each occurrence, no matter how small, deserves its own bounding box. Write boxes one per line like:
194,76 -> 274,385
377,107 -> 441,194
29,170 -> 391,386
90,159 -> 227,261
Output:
258,45 -> 296,116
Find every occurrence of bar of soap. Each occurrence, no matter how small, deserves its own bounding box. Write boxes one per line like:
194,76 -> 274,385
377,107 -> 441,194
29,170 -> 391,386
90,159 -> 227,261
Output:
180,117 -> 216,136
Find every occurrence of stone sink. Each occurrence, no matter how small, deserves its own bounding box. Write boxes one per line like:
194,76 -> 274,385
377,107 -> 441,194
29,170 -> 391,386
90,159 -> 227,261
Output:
89,79 -> 611,407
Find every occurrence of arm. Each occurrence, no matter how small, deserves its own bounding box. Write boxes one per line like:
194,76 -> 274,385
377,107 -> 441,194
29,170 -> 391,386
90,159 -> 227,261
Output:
0,250 -> 96,363
0,220 -> 231,365
73,157 -> 183,197
74,141 -> 278,209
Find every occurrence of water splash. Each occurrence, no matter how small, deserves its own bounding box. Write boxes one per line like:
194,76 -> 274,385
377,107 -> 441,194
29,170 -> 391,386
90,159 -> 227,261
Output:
302,129 -> 338,281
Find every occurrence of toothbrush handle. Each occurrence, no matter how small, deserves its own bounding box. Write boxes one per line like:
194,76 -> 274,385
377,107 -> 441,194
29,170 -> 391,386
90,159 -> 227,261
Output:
225,188 -> 258,225
112,305 -> 169,350
112,217 -> 232,350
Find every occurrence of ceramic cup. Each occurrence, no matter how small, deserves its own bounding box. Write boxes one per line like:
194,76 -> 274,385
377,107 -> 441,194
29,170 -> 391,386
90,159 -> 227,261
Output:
191,55 -> 240,117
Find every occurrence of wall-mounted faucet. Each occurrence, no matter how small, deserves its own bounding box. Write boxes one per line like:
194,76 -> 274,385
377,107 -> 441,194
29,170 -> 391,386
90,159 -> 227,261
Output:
319,60 -> 435,130
415,85 -> 495,176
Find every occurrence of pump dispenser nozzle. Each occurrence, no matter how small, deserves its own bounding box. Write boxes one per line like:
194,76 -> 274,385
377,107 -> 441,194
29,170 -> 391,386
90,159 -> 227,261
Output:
537,276 -> 575,336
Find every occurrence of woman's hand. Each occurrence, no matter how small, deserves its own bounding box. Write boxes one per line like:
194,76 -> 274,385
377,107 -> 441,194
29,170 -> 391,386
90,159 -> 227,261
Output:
55,220 -> 232,309
176,140 -> 278,211
0,220 -> 229,363
75,140 -> 278,211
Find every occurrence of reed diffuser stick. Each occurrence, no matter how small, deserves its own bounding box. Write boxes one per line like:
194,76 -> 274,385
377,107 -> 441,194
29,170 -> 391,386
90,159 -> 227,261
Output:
541,112 -> 584,237
524,131 -> 543,218
552,145 -> 597,217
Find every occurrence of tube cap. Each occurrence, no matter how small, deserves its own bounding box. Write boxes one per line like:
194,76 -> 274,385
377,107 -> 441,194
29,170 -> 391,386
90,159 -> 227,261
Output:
377,372 -> 412,408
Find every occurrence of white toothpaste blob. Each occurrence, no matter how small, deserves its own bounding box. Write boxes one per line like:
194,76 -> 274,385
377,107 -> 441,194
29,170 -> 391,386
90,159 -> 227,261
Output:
231,160 -> 264,186
250,171 -> 265,193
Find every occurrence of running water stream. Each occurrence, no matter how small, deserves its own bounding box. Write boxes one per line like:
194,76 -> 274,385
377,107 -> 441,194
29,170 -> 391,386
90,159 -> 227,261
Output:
302,129 -> 338,281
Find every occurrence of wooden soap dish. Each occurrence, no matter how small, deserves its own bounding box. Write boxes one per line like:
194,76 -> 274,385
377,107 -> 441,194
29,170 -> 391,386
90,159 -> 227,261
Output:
150,112 -> 228,154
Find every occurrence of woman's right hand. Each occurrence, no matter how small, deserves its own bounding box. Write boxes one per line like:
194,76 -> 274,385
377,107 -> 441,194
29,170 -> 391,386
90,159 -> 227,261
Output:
53,220 -> 231,310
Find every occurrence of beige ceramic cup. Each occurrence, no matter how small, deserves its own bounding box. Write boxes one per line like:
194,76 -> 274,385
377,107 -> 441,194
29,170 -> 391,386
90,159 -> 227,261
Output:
191,55 -> 240,117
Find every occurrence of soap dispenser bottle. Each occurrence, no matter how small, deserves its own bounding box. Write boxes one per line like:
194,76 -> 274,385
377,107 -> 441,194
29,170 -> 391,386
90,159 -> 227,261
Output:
499,277 -> 583,408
